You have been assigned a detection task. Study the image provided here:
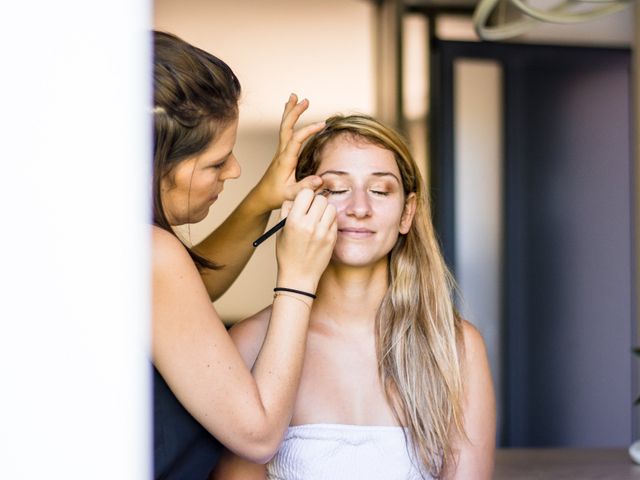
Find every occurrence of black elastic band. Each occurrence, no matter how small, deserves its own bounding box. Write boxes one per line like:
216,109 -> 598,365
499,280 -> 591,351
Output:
273,287 -> 317,299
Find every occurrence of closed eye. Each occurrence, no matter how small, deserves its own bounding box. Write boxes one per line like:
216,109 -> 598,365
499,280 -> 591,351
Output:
321,189 -> 348,195
371,190 -> 389,196
210,152 -> 233,170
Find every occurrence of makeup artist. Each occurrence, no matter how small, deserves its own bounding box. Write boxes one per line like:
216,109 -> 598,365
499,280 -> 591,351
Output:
151,31 -> 337,479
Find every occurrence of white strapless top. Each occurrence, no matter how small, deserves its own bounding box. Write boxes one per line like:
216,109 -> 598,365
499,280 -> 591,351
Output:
266,423 -> 433,480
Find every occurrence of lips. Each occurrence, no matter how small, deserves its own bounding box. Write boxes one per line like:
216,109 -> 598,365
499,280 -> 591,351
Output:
338,227 -> 374,238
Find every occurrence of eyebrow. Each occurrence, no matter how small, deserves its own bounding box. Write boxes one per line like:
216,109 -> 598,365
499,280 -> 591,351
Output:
318,169 -> 400,183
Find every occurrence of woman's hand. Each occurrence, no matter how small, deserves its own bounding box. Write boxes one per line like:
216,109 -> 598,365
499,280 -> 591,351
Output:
251,94 -> 326,213
275,189 -> 337,293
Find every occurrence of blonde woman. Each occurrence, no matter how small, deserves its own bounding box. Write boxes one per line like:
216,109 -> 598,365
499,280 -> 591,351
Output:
212,115 -> 495,479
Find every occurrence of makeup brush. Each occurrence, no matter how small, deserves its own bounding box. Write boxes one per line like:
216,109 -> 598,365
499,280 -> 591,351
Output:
252,191 -> 328,247
252,218 -> 286,247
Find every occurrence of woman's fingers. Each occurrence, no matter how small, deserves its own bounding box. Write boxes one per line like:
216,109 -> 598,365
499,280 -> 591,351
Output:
286,188 -> 316,220
278,96 -> 310,153
304,193 -> 328,221
276,189 -> 337,289
283,175 -> 323,202
278,94 -> 299,145
318,203 -> 337,232
253,96 -> 324,214
279,200 -> 293,220
279,120 -> 325,166
286,189 -> 332,224
280,93 -> 298,123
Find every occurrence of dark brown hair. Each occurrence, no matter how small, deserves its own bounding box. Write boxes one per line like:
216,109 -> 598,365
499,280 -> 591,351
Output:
153,31 -> 241,269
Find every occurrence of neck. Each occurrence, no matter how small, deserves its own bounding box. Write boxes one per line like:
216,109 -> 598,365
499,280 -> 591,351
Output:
313,259 -> 389,329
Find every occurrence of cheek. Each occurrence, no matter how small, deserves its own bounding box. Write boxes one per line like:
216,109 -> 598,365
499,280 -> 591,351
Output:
171,162 -> 197,188
192,170 -> 220,191
326,195 -> 349,213
374,201 -> 405,227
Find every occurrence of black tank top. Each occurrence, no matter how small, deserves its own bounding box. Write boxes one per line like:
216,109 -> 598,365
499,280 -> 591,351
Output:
153,364 -> 222,479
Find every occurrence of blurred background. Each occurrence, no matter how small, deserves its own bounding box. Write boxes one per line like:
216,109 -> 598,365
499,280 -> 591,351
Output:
155,0 -> 636,450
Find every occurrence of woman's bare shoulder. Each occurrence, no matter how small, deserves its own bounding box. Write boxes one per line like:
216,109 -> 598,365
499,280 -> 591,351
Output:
228,306 -> 273,369
460,319 -> 483,345
459,319 -> 488,362
152,224 -> 189,261
151,225 -> 214,316
151,225 -> 196,277
452,319 -> 496,479
458,319 -> 494,417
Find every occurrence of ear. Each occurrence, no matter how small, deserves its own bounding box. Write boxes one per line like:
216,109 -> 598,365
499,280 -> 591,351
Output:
399,193 -> 417,235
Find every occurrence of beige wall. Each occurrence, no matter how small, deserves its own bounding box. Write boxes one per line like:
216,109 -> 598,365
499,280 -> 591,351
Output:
154,0 -> 376,322
154,1 -> 636,327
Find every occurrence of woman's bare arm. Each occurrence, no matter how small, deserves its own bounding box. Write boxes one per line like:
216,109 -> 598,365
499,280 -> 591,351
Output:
210,312 -> 272,479
153,189 -> 335,463
446,321 -> 496,479
195,95 -> 324,301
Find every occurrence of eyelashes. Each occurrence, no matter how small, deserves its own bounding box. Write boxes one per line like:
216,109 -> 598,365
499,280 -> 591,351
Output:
210,153 -> 233,170
320,188 -> 389,197
321,189 -> 348,195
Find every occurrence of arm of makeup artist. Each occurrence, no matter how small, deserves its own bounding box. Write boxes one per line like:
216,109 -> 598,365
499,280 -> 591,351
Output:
153,97 -> 338,464
194,94 -> 321,301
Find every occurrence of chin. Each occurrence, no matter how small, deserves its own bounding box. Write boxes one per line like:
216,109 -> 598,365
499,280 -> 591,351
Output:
191,205 -> 213,224
331,250 -> 383,268
179,212 -> 206,225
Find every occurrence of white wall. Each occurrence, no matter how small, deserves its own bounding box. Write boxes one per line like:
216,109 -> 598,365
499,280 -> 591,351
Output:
154,0 -> 376,321
0,1 -> 151,478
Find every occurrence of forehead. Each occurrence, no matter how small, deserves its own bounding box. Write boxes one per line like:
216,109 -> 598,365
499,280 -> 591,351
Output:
316,135 -> 400,178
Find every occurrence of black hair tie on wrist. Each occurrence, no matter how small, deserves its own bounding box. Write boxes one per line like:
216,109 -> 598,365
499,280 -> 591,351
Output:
273,287 -> 317,299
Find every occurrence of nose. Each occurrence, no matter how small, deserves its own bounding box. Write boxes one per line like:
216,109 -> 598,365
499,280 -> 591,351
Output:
345,189 -> 371,219
221,153 -> 241,181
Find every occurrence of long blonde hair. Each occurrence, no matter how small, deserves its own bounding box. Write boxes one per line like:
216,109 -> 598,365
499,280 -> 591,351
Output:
297,115 -> 465,478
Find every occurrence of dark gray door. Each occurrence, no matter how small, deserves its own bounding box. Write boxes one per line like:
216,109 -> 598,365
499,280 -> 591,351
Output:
431,41 -> 633,447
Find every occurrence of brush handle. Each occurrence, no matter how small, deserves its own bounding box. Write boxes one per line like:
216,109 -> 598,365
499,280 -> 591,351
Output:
252,217 -> 287,247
